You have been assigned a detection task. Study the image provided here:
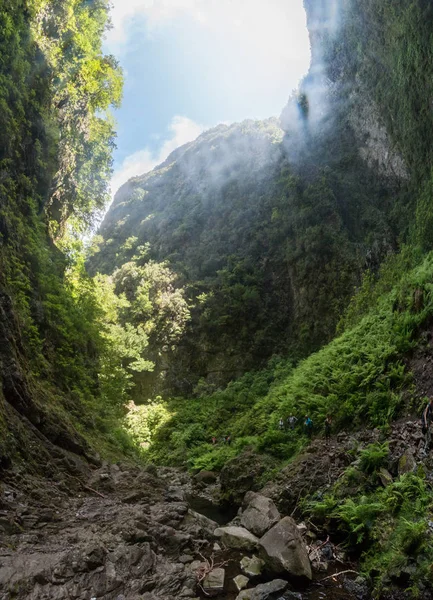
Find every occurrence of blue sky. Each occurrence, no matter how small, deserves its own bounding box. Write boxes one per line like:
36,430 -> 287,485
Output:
104,0 -> 311,196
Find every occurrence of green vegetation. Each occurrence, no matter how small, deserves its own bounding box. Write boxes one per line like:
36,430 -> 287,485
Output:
122,251 -> 433,593
307,465 -> 433,595
0,0 -> 131,462
3,0 -> 433,595
89,116 -> 400,395
136,251 -> 433,469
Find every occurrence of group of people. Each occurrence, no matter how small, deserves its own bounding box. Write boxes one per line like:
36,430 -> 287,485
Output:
275,397 -> 433,453
208,398 -> 433,453
278,414 -> 333,443
211,435 -> 231,445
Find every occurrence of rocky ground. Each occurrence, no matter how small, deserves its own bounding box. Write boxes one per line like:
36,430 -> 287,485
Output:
1,415 -> 432,600
0,449 -> 370,600
256,419 -> 432,516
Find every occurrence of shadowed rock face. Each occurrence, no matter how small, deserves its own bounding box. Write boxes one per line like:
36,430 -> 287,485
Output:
0,465 -> 211,600
240,492 -> 281,537
258,517 -> 312,580
235,578 -> 288,600
220,451 -> 275,505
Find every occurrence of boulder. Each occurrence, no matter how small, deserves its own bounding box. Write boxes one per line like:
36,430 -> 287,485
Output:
258,517 -> 312,580
378,468 -> 393,487
233,574 -> 249,591
240,555 -> 265,577
214,526 -> 259,551
241,492 -> 280,537
182,509 -> 219,538
179,554 -> 194,564
398,450 -> 416,475
203,568 -> 225,596
165,487 -> 186,502
194,471 -> 218,484
235,579 -> 288,600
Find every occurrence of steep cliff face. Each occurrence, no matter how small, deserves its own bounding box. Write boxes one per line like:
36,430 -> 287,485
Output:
0,1 -> 121,474
91,0 -> 420,397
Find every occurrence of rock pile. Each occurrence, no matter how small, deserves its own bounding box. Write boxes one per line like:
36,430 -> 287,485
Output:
207,492 -> 312,599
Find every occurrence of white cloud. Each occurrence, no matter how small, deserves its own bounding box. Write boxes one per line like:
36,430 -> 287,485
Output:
110,115 -> 206,197
106,0 -> 311,81
106,0 -> 204,45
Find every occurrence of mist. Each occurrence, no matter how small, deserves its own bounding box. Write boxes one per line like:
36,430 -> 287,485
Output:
280,0 -> 344,163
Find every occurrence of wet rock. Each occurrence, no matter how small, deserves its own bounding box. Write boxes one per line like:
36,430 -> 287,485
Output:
165,487 -> 186,502
203,567 -> 225,595
122,490 -> 147,503
343,575 -> 369,599
214,525 -> 259,551
240,492 -> 280,537
240,555 -> 265,577
236,579 -> 288,600
234,574 -> 249,591
378,468 -> 393,487
179,587 -> 197,597
320,542 -> 333,561
258,517 -> 312,580
398,450 -> 416,475
0,516 -> 21,534
194,471 -> 218,484
179,554 -> 194,564
277,592 -> 302,600
84,543 -> 107,569
182,509 -> 219,538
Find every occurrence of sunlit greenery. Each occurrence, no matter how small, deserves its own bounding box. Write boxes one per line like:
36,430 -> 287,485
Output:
2,0 -> 433,594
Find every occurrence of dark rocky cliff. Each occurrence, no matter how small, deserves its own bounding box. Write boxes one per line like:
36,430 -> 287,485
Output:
90,0 -> 415,397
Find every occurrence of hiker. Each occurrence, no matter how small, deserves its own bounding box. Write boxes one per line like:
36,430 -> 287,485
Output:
324,416 -> 332,445
226,435 -> 231,445
279,418 -> 284,431
304,415 -> 313,438
211,436 -> 217,445
422,398 -> 433,453
288,415 -> 297,430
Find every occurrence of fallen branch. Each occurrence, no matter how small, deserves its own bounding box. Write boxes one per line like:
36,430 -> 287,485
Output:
71,476 -> 105,499
309,536 -> 330,562
320,569 -> 359,582
305,518 -> 320,532
316,536 -> 330,551
195,552 -> 231,596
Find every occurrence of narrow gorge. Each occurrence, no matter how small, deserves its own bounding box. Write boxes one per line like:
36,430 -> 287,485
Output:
2,1 -> 433,599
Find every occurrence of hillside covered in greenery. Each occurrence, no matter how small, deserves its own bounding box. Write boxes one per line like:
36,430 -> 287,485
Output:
88,0 -> 433,594
89,0 -> 430,397
0,0 -> 139,470
3,0 -> 433,597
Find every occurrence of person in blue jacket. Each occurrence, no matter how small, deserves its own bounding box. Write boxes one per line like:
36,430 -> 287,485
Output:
304,415 -> 313,438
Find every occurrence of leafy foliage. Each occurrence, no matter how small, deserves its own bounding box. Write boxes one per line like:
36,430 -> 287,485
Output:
89,115 -> 400,394
308,471 -> 433,594
145,252 -> 433,471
